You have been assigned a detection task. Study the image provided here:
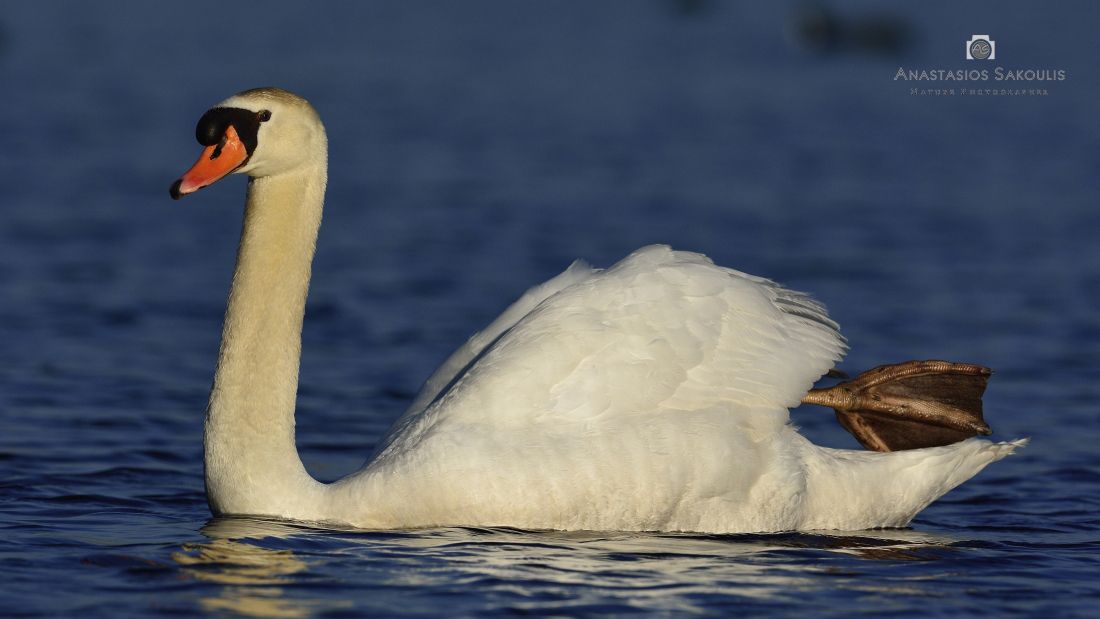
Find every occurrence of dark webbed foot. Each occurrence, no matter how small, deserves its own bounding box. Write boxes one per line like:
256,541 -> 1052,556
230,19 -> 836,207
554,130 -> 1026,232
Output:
801,360 -> 993,452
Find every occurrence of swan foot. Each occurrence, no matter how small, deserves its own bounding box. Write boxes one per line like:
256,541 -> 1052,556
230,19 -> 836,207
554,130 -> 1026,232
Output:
801,360 -> 993,452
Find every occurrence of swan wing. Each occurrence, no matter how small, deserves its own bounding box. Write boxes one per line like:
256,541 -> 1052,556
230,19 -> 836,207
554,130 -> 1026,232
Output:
403,259 -> 597,417
375,245 -> 846,457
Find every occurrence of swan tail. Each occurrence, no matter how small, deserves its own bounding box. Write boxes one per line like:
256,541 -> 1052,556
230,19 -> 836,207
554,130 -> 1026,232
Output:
798,436 -> 1027,530
802,360 -> 994,452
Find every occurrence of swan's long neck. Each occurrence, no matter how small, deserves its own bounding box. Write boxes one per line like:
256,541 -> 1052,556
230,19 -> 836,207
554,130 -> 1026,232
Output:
204,161 -> 330,518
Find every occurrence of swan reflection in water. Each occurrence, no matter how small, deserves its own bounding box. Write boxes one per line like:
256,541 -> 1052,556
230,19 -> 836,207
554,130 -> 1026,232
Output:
173,517 -> 962,616
172,519 -> 350,618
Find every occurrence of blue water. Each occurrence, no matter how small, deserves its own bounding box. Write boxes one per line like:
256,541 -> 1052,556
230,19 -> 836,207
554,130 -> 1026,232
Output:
2,1 -> 1100,616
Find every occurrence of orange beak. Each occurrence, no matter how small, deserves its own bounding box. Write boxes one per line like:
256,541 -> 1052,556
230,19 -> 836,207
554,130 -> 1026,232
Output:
170,125 -> 249,200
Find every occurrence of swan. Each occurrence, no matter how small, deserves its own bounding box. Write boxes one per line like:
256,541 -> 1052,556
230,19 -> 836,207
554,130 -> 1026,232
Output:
169,87 -> 1023,533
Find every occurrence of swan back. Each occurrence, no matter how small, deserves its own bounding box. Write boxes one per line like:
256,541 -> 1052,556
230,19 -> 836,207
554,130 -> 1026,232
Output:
386,245 -> 845,442
339,246 -> 852,530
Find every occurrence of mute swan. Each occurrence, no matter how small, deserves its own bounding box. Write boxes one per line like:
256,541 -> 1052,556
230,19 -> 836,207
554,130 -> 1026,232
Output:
170,87 -> 1023,533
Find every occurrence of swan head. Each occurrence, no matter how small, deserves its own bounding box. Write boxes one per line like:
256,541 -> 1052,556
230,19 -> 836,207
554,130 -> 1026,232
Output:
170,87 -> 326,199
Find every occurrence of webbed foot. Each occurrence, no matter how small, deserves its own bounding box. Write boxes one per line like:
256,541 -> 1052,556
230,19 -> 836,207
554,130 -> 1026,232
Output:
802,360 -> 993,452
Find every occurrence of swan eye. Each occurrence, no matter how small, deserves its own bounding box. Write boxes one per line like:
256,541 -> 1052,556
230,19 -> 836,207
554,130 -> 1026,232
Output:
258,110 -> 272,122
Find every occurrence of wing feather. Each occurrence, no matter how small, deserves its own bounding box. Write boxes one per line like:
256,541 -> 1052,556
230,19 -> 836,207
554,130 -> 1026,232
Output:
375,245 -> 846,460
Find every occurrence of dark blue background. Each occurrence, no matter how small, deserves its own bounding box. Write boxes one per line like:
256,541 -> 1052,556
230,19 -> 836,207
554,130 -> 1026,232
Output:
2,2 -> 1098,616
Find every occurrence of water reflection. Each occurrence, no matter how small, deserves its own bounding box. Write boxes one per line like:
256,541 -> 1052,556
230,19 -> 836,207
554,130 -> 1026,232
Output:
173,519 -> 350,618
174,517 -> 960,616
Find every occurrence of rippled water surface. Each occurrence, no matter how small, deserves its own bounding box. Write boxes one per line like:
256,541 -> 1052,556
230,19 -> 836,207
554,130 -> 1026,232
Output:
2,2 -> 1100,616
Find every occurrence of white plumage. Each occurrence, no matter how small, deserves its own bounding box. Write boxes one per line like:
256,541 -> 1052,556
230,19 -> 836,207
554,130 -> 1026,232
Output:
176,88 -> 1022,534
